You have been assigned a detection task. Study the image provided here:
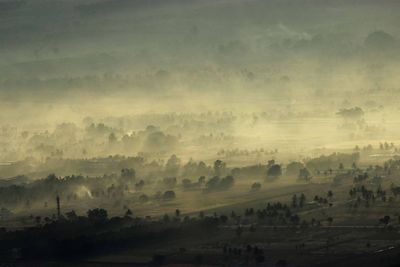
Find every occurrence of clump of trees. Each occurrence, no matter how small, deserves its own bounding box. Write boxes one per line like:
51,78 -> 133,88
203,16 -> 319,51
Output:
305,152 -> 360,173
354,173 -> 368,183
0,204 -> 228,262
266,160 -> 282,181
313,195 -> 329,205
181,176 -> 204,191
250,182 -> 261,192
162,190 -> 176,200
162,177 -> 177,188
204,176 -> 235,192
213,160 -> 226,177
254,202 -> 300,225
298,168 -> 311,182
286,161 -> 305,176
87,208 -> 108,222
336,107 -> 364,120
292,194 -> 306,208
349,185 -> 389,207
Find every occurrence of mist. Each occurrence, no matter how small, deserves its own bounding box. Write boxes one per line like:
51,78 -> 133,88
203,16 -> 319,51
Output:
1,1 -> 400,266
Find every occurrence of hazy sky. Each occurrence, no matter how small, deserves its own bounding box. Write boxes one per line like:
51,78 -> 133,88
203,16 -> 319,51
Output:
0,0 -> 399,118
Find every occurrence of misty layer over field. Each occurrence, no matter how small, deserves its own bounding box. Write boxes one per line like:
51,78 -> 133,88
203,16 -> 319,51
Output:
0,0 -> 400,171
0,1 -> 398,165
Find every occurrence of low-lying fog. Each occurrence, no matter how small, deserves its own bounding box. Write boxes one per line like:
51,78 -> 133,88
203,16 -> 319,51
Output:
0,0 -> 400,176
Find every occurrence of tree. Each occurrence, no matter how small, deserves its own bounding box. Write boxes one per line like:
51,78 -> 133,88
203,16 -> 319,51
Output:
213,160 -> 226,176
292,194 -> 298,208
35,216 -> 41,225
290,214 -> 300,225
236,226 -> 243,237
267,160 -> 275,168
299,193 -> 306,207
251,182 -> 261,192
198,176 -> 206,185
286,161 -> 305,176
339,163 -> 344,170
365,30 -> 396,50
108,132 -> 117,143
298,168 -> 311,182
125,209 -> 133,217
205,176 -> 234,191
139,194 -> 149,202
162,190 -> 176,200
121,168 -> 135,182
182,179 -> 192,190
206,176 -> 220,189
163,214 -> 170,223
165,155 -> 181,176
380,215 -> 390,225
267,164 -> 282,180
230,211 -> 236,218
220,215 -> 228,223
219,176 -> 234,190
162,177 -> 177,188
336,107 -> 364,120
197,162 -> 208,176
87,208 -> 108,222
65,210 -> 78,220
135,180 -> 145,190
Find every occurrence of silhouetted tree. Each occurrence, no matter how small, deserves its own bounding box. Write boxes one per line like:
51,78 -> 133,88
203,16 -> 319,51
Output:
292,194 -> 298,208
162,190 -> 176,200
87,208 -> 108,222
267,164 -> 282,180
251,182 -> 261,192
125,209 -> 133,217
298,168 -> 311,182
65,210 -> 78,220
213,160 -> 226,176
